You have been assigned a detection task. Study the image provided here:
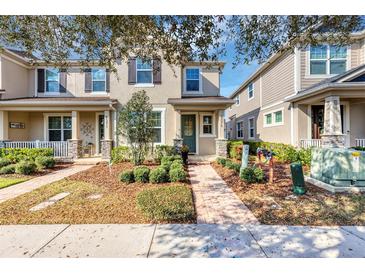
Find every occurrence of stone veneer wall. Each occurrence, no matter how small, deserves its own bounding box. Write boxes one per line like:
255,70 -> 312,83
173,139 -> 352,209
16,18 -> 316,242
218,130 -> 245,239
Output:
215,139 -> 228,157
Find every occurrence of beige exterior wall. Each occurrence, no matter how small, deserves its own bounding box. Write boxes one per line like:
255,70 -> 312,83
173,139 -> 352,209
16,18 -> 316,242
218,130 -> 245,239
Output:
349,102 -> 365,147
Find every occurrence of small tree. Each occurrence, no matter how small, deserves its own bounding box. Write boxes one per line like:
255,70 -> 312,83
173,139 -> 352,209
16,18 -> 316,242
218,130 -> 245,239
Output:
117,90 -> 155,165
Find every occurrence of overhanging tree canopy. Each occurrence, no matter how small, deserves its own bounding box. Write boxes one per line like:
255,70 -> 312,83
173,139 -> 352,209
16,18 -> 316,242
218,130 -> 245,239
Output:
0,15 -> 363,69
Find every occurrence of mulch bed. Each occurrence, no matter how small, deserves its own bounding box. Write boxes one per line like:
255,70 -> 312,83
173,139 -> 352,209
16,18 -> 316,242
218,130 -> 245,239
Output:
0,162 -> 195,225
211,161 -> 365,226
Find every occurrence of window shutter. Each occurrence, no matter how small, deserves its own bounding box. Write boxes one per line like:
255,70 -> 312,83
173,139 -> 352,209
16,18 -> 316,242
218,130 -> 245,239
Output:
106,69 -> 110,92
128,58 -> 136,85
84,68 -> 92,92
37,69 -> 45,93
59,69 -> 67,93
153,58 -> 161,84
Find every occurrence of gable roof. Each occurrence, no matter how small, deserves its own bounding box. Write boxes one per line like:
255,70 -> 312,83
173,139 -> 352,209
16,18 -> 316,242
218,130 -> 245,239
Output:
285,63 -> 365,102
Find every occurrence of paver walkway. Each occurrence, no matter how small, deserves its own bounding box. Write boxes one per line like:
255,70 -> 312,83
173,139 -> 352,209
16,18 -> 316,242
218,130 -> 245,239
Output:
0,165 -> 93,203
189,164 -> 259,225
1,224 -> 365,258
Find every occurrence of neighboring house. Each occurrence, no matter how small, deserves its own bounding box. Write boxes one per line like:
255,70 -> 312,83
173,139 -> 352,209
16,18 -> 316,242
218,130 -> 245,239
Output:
226,30 -> 365,149
0,48 -> 234,159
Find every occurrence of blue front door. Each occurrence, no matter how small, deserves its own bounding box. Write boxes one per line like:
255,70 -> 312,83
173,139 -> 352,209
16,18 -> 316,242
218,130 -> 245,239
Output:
181,115 -> 196,153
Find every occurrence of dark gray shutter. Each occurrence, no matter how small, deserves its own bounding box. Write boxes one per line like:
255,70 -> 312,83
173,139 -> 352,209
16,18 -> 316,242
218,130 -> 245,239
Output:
59,69 -> 67,93
128,58 -> 136,84
84,68 -> 92,92
37,69 -> 45,93
153,58 -> 161,84
106,69 -> 110,92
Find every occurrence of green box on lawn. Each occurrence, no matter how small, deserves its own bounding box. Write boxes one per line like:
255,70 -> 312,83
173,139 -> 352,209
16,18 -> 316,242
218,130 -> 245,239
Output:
310,147 -> 365,187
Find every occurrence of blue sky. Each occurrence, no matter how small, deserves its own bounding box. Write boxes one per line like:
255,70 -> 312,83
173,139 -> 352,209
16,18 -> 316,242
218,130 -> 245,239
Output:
219,42 -> 259,97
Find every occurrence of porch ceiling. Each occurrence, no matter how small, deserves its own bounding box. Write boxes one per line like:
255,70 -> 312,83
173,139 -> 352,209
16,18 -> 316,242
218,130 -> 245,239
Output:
0,97 -> 117,111
167,96 -> 234,110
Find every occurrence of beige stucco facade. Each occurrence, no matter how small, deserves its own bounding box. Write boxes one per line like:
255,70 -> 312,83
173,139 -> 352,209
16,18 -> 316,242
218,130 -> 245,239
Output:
0,49 -> 232,157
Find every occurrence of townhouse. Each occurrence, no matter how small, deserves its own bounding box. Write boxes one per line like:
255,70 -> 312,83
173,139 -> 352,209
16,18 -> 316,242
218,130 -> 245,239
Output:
0,49 -> 234,159
226,30 -> 365,149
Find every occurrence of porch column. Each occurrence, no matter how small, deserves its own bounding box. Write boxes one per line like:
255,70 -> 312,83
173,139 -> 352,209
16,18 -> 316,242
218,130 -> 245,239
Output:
101,110 -> 113,159
0,111 -> 9,142
322,96 -> 345,147
68,111 -> 82,159
215,110 -> 228,157
173,110 -> 183,151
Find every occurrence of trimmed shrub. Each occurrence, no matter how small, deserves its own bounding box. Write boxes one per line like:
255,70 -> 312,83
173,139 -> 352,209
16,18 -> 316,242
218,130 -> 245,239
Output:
297,148 -> 312,167
118,170 -> 134,184
111,146 -> 130,163
15,161 -> 37,175
170,161 -> 184,171
136,185 -> 195,222
0,148 -> 53,162
169,167 -> 187,182
227,162 -> 241,173
216,157 -> 227,166
0,158 -> 12,168
240,166 -> 265,183
0,164 -> 16,174
149,167 -> 168,183
153,145 -> 177,163
35,156 -> 55,170
133,166 -> 150,183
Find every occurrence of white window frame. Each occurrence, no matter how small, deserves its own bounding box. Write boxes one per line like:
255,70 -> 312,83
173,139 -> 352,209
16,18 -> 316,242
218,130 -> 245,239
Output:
43,113 -> 72,141
248,117 -> 255,139
234,95 -> 240,106
236,121 -> 244,139
45,68 -> 60,94
91,68 -> 107,93
183,67 -> 203,94
263,108 -> 284,128
199,113 -> 216,137
135,58 -> 154,87
248,82 -> 254,100
151,107 -> 166,145
307,45 -> 350,77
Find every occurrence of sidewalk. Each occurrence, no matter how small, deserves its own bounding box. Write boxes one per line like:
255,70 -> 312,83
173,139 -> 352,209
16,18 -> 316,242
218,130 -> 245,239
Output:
0,165 -> 93,204
189,164 -> 259,225
0,224 -> 364,258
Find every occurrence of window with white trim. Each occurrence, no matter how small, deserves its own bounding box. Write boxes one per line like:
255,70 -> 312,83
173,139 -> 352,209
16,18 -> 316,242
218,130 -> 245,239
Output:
45,68 -> 59,92
92,68 -> 106,92
136,58 -> 153,84
248,82 -> 254,99
150,111 -> 162,143
309,45 -> 347,75
202,115 -> 213,135
48,116 -> 72,141
248,117 -> 255,139
236,121 -> 243,138
264,109 -> 284,127
185,68 -> 200,92
234,95 -> 240,105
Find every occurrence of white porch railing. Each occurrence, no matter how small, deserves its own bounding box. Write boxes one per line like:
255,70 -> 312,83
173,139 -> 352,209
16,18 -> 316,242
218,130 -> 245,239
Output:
355,139 -> 365,147
300,139 -> 323,149
2,141 -> 69,158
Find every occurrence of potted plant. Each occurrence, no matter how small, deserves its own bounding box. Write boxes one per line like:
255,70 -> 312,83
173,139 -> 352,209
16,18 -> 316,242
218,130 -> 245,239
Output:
181,144 -> 189,165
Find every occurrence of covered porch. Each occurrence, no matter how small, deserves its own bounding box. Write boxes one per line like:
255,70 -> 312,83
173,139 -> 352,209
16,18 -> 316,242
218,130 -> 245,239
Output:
0,97 -> 117,159
168,96 -> 234,156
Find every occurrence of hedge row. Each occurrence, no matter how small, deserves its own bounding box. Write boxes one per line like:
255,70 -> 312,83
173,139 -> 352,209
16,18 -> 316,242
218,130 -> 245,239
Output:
227,140 -> 311,166
0,148 -> 53,163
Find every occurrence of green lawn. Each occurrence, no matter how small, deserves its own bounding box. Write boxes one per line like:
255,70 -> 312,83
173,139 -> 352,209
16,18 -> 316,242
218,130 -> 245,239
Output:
0,177 -> 29,189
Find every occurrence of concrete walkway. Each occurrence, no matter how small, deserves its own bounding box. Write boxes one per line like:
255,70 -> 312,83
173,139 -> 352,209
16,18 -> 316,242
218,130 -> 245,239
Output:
0,165 -> 93,204
0,224 -> 365,258
189,164 -> 259,225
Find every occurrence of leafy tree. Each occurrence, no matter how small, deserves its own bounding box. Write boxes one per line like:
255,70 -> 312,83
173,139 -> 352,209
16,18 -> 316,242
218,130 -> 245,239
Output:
117,90 -> 154,165
0,15 -> 363,69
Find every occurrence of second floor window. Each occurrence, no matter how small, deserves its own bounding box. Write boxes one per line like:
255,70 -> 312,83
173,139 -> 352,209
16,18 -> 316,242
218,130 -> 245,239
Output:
310,45 -> 347,75
136,59 -> 153,84
185,68 -> 200,92
235,95 -> 240,105
92,68 -> 106,92
46,68 -> 59,92
248,83 -> 254,99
